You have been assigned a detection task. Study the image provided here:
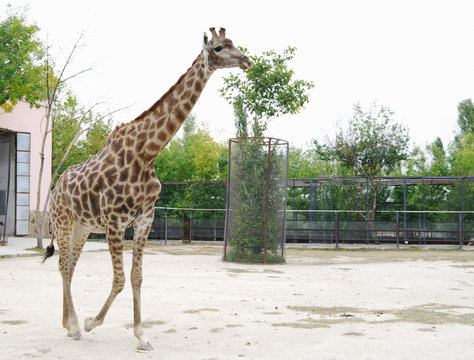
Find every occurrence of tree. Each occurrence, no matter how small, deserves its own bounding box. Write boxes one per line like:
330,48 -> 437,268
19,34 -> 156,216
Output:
219,47 -> 313,262
288,144 -> 352,180
450,133 -> 474,175
220,46 -> 314,136
232,97 -> 248,138
34,32 -> 95,248
457,98 -> 474,136
154,115 -> 227,183
450,98 -> 474,176
154,116 -> 228,209
401,146 -> 428,176
52,91 -> 112,183
33,29 -> 123,248
0,10 -> 48,112
315,102 -> 410,232
287,145 -> 354,214
426,137 -> 449,176
225,137 -> 287,263
1,8 -> 120,247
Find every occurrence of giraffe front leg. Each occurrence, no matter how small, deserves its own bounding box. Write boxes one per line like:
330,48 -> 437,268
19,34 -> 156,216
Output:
59,265 -> 81,339
63,280 -> 81,340
131,214 -> 154,351
85,227 -> 125,333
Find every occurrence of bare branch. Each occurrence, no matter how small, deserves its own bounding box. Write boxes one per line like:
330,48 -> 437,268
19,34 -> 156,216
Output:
58,67 -> 93,84
47,32 -> 88,110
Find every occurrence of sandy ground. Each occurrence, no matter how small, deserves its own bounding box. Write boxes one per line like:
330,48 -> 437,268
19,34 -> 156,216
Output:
1,244 -> 473,360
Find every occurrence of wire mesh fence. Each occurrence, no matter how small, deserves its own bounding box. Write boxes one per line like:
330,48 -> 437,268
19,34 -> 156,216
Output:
287,177 -> 473,216
223,138 -> 289,263
286,210 -> 473,248
89,176 -> 473,248
110,208 -> 474,249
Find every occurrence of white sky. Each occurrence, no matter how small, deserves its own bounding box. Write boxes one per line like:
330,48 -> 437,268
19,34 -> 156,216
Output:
3,0 -> 474,149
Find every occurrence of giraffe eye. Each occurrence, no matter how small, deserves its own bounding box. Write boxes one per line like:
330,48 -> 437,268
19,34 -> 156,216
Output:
213,46 -> 223,52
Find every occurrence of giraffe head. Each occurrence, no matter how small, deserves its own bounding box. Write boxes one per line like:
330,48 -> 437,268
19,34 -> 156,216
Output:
203,27 -> 252,70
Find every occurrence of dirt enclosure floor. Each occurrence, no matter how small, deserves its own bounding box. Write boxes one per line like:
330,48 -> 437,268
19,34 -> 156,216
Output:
1,244 -> 473,360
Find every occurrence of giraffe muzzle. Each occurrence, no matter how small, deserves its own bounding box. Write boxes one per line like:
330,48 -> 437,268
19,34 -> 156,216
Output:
239,56 -> 252,70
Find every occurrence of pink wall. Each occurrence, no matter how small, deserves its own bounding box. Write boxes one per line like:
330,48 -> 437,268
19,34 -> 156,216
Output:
0,101 -> 51,211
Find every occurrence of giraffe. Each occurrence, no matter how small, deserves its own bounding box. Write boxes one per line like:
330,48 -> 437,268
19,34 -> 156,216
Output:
44,27 -> 251,351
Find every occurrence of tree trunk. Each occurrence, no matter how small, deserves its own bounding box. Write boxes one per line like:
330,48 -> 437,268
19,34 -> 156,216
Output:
35,108 -> 52,248
367,210 -> 377,243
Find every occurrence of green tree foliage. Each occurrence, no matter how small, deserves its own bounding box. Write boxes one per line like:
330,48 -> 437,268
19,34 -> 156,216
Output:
389,112 -> 472,223
155,115 -> 227,182
288,145 -> 353,180
315,102 -> 410,225
289,147 -> 321,179
0,10 -> 48,111
232,97 -> 248,138
450,133 -> 473,176
287,145 -> 352,211
316,103 -> 410,179
52,92 -> 112,183
399,146 -> 428,176
450,98 -> 474,176
426,137 -> 449,176
457,98 -> 474,136
154,116 -> 227,210
220,46 -> 314,136
445,100 -> 474,219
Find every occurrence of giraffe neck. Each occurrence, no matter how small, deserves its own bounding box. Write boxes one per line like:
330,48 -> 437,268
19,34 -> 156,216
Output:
129,51 -> 214,164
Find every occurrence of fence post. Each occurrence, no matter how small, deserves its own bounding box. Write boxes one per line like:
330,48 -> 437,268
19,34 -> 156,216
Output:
396,211 -> 399,250
309,179 -> 313,243
365,178 -> 369,244
403,178 -> 407,243
190,210 -> 193,243
335,212 -> 339,249
460,179 -> 464,250
422,177 -> 426,242
164,207 -> 168,245
292,189 -> 296,244
262,138 -> 273,265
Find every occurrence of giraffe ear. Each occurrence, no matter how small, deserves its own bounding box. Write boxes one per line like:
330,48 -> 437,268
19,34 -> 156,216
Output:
203,32 -> 210,49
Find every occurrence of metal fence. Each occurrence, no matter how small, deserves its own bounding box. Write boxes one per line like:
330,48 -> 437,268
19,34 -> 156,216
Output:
286,210 -> 473,248
111,207 -> 474,249
223,137 -> 288,263
122,207 -> 226,243
88,176 -> 474,248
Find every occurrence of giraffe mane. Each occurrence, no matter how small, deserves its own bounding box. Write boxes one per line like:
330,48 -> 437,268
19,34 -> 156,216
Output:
134,52 -> 203,122
103,52 -> 203,145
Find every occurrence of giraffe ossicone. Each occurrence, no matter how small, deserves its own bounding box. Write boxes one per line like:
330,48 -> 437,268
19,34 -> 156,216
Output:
45,27 -> 251,351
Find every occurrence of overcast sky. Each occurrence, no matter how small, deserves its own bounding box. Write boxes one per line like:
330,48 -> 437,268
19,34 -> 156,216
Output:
3,0 -> 474,149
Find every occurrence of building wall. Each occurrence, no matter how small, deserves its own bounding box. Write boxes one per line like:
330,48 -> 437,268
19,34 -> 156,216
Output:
0,101 -> 51,235
0,101 -> 51,210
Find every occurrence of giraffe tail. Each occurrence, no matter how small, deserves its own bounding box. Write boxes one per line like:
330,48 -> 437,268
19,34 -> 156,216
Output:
42,234 -> 55,263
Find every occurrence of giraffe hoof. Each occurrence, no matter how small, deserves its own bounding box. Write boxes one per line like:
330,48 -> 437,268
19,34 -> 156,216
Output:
68,331 -> 82,340
137,341 -> 153,351
84,317 -> 98,332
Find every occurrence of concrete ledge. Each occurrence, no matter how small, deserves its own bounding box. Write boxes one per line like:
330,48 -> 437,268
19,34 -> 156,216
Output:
0,237 -> 108,257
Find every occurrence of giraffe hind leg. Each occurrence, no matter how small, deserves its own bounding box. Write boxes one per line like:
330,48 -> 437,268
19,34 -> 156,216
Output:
41,234 -> 55,263
58,222 -> 90,340
84,226 -> 125,333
